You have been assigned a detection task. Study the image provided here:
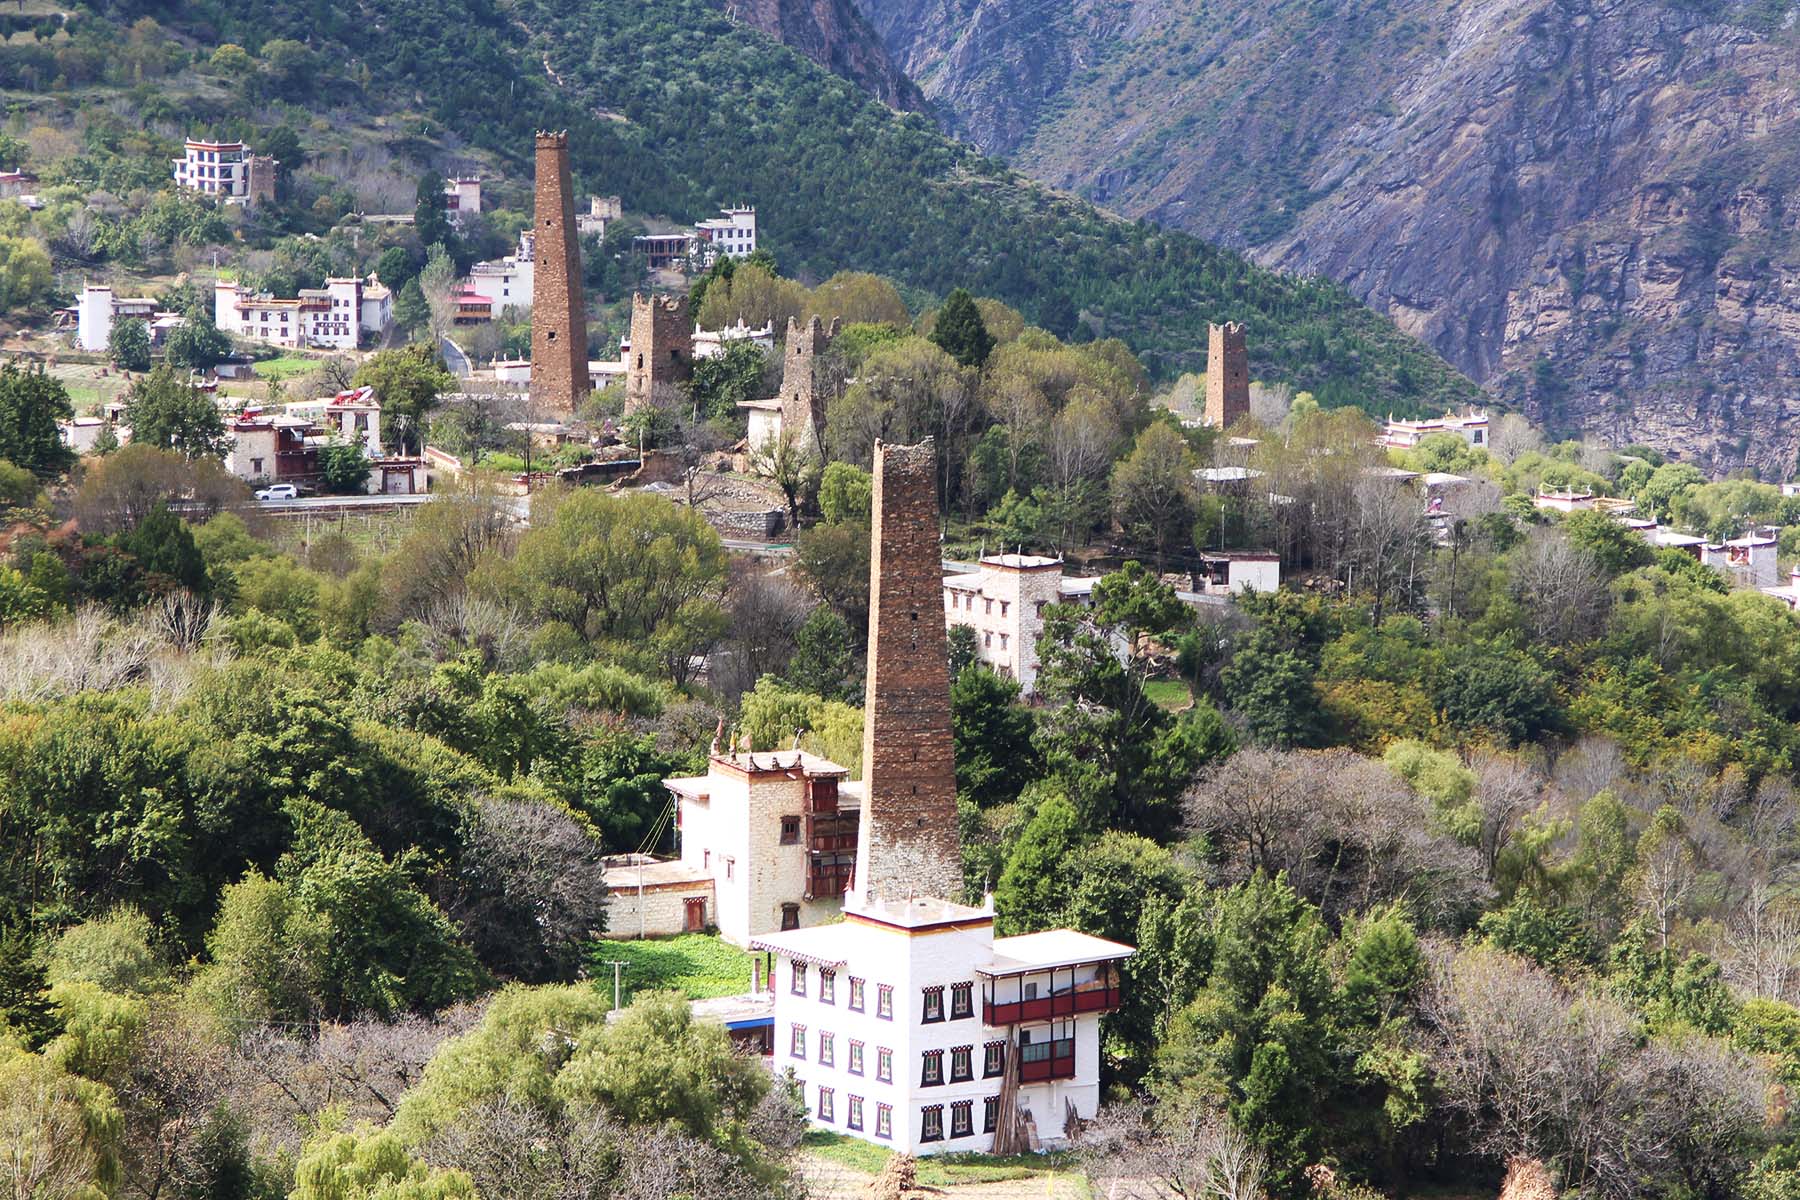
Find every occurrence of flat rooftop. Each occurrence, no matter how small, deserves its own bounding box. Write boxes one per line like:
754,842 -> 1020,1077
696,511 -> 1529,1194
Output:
981,930 -> 1135,975
603,857 -> 711,891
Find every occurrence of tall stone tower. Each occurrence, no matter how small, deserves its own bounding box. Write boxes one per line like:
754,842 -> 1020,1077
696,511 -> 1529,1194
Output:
853,438 -> 962,905
778,315 -> 841,454
1205,321 -> 1249,428
529,132 -> 588,413
624,292 -> 694,414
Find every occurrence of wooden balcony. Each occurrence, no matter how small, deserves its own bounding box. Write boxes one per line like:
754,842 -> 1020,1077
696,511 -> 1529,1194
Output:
1017,1038 -> 1076,1082
983,979 -> 1121,1027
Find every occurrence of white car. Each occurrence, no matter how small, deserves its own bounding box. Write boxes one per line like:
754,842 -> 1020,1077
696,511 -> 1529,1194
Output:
255,483 -> 299,501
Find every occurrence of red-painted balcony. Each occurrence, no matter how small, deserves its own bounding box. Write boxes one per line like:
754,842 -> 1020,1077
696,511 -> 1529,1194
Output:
983,974 -> 1121,1027
1017,1038 -> 1076,1082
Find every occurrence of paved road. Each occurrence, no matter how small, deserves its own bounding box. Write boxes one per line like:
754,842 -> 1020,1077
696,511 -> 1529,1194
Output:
439,336 -> 472,377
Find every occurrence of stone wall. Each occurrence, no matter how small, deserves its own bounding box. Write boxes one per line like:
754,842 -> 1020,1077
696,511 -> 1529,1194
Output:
1204,321 -> 1248,428
529,132 -> 590,414
778,315 -> 841,454
625,293 -> 694,414
854,439 -> 963,903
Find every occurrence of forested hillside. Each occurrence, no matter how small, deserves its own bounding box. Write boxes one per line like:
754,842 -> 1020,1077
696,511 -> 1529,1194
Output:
3,0 -> 1480,413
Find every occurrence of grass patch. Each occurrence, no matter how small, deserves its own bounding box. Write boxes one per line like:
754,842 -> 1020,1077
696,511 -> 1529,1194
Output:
1143,678 -> 1191,710
253,355 -> 321,381
800,1131 -> 1077,1184
587,933 -> 757,1001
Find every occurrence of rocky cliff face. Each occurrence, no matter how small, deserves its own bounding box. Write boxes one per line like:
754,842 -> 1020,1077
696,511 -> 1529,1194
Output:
858,0 -> 1800,477
720,0 -> 926,110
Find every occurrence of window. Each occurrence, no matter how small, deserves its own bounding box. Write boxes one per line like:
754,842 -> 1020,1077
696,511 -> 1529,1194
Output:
951,1045 -> 972,1083
952,982 -> 974,1019
818,1087 -> 834,1123
819,968 -> 835,1004
922,986 -> 945,1023
819,1032 -> 835,1067
781,903 -> 800,931
951,1100 -> 973,1138
780,816 -> 801,844
703,850 -> 710,868
877,985 -> 893,1019
790,1024 -> 806,1059
849,977 -> 865,1011
984,1041 -> 1005,1078
791,964 -> 807,996
725,857 -> 735,881
921,1105 -> 944,1143
848,1095 -> 864,1131
999,634 -> 1009,650
1001,601 -> 1010,616
876,1103 -> 893,1139
983,631 -> 992,648
921,1049 -> 943,1086
848,1039 -> 864,1075
984,598 -> 993,614
877,1047 -> 893,1083
984,1095 -> 999,1133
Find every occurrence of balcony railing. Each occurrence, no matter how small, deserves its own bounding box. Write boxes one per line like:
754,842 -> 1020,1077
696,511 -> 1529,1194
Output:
1017,1038 -> 1076,1083
984,980 -> 1120,1027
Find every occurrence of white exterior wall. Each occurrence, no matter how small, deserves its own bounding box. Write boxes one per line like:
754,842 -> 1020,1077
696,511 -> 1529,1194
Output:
360,290 -> 391,333
214,281 -> 243,336
77,286 -> 114,352
944,560 -> 1065,695
745,406 -> 783,450
225,425 -> 279,483
173,142 -> 249,199
772,918 -> 1112,1155
465,257 -> 534,312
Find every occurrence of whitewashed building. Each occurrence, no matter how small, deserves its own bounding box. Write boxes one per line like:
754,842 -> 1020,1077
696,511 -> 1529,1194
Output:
172,140 -> 276,205
605,748 -> 862,946
215,276 -> 386,350
76,286 -> 175,353
443,177 -> 482,218
1379,407 -> 1489,450
693,206 -> 757,261
463,232 -> 535,315
942,555 -> 1070,696
752,895 -> 1131,1154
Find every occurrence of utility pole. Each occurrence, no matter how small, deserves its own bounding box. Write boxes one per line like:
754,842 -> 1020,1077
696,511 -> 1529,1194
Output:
601,960 -> 629,1011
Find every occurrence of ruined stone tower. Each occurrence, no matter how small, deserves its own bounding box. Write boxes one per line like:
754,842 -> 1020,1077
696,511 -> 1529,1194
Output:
778,315 -> 841,454
853,438 -> 963,905
529,132 -> 589,413
624,292 -> 693,414
1205,321 -> 1249,428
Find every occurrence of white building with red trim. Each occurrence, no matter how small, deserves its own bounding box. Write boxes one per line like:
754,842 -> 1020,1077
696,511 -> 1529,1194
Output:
215,276 -> 386,350
752,895 -> 1131,1154
172,140 -> 276,205
1378,407 -> 1489,450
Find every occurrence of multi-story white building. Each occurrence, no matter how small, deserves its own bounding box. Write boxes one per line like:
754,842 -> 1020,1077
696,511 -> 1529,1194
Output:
605,748 -> 862,946
577,195 -> 622,239
76,286 -> 175,353
172,140 -> 276,205
443,177 -> 482,219
463,231 -> 535,315
942,555 -> 1072,696
215,276 -> 384,350
752,894 -> 1131,1155
694,206 -> 756,261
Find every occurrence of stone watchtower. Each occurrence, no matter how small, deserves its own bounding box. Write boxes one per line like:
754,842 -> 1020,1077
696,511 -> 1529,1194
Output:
1205,321 -> 1249,428
778,315 -> 841,454
853,438 -> 963,904
529,132 -> 589,413
624,292 -> 694,414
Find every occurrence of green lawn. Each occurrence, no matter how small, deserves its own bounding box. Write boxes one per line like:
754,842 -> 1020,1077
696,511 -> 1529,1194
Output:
1143,678 -> 1191,711
253,355 -> 321,381
801,1131 -> 1078,1185
587,934 -> 758,1001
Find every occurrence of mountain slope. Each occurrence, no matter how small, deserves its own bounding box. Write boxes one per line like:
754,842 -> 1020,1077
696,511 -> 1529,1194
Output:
862,0 -> 1800,474
721,0 -> 926,110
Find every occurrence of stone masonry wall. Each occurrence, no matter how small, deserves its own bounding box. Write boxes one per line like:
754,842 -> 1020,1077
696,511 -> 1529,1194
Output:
855,438 -> 963,903
625,292 -> 694,414
529,132 -> 589,414
1204,321 -> 1248,428
778,315 -> 841,453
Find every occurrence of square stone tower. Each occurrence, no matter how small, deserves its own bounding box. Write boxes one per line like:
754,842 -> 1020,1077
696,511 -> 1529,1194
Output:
853,438 -> 963,906
778,314 -> 841,454
529,131 -> 589,413
1205,321 -> 1249,428
624,292 -> 694,415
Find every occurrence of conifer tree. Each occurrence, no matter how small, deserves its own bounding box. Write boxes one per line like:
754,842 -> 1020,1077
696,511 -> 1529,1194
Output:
930,287 -> 995,368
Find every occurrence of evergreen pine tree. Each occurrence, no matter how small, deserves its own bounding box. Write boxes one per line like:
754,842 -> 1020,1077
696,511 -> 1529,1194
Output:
0,925 -> 61,1049
930,287 -> 995,368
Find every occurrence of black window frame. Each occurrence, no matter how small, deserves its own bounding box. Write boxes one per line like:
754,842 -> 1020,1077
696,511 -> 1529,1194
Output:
983,1095 -> 999,1133
951,1099 -> 973,1138
921,986 -> 945,1023
921,1104 -> 944,1143
950,1045 -> 972,1083
951,981 -> 973,1019
983,1040 -> 1005,1078
779,815 -> 801,844
921,1049 -> 944,1086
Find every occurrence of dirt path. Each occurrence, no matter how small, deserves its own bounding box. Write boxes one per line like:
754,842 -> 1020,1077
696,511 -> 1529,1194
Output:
797,1153 -> 1090,1200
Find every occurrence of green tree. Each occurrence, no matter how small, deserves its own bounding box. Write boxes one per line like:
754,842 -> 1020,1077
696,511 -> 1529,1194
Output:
687,339 -> 769,420
292,1129 -> 474,1200
392,278 -> 429,334
1563,509 -> 1653,576
191,871 -> 331,1025
786,606 -> 856,700
994,789 -> 1084,934
164,311 -> 232,372
108,318 -> 152,372
929,287 -> 995,368
122,365 -> 228,459
120,501 -> 211,593
319,442 -> 372,494
0,1044 -> 124,1196
1222,633 -> 1324,748
952,664 -> 1036,808
0,362 -> 74,477
376,245 -> 417,292
0,235 -> 51,314
414,171 -> 454,259
794,520 -> 870,638
354,344 -> 455,454
1111,423 -> 1198,569
817,461 -> 872,524
501,489 -> 729,683
44,907 -> 169,996
0,925 -> 60,1049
